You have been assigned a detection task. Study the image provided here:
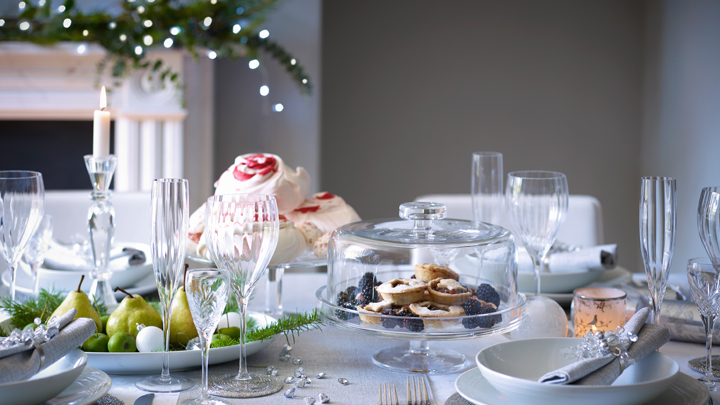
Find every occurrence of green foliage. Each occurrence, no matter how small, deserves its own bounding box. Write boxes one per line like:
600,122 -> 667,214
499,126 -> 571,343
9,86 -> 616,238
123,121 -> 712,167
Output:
246,309 -> 322,344
0,289 -> 65,329
0,0 -> 311,94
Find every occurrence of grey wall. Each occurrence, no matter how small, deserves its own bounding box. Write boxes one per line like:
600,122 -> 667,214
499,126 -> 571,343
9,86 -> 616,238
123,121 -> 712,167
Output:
322,1 -> 644,271
214,0 -> 321,193
642,0 -> 720,273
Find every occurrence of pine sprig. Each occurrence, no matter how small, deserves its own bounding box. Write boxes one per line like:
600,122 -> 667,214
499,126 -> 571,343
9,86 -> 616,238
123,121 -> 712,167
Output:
0,289 -> 65,329
246,309 -> 322,344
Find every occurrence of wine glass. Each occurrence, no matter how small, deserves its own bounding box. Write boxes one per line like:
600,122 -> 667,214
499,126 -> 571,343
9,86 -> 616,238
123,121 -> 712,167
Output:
0,171 -> 45,301
639,176 -> 676,325
687,257 -> 720,391
505,171 -> 568,295
136,179 -> 195,393
472,152 -> 503,225
698,187 -> 720,264
183,268 -> 231,405
22,214 -> 53,296
205,194 -> 283,397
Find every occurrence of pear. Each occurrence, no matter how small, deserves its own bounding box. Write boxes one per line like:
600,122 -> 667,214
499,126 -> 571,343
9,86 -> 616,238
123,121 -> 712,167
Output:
106,287 -> 162,338
50,275 -> 102,332
169,286 -> 198,345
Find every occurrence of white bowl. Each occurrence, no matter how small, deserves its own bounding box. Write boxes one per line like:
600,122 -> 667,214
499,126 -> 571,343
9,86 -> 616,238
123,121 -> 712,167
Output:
518,270 -> 604,293
476,338 -> 679,405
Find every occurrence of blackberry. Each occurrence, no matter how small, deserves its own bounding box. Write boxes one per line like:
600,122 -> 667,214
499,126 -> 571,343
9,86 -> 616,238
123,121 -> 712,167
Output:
462,298 -> 483,316
462,305 -> 499,329
358,272 -> 382,303
476,283 -> 501,307
398,312 -> 424,332
381,315 -> 402,329
335,286 -> 360,320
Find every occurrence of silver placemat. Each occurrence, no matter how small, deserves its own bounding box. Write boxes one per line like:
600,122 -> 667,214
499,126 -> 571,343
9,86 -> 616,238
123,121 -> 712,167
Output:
688,355 -> 720,377
445,393 -> 474,405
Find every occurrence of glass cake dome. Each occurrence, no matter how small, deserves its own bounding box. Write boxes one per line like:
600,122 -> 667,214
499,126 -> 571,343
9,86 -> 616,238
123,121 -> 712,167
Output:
316,202 -> 525,374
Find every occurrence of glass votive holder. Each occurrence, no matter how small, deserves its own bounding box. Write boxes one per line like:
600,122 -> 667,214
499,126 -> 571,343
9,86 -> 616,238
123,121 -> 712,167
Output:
572,287 -> 627,338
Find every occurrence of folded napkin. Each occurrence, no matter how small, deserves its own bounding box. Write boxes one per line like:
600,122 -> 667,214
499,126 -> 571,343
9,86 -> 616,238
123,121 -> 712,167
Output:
518,244 -> 618,274
539,307 -> 670,385
0,308 -> 95,384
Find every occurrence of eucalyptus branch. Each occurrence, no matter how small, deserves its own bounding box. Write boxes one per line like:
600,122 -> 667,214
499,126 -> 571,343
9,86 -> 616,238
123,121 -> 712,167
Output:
246,309 -> 323,344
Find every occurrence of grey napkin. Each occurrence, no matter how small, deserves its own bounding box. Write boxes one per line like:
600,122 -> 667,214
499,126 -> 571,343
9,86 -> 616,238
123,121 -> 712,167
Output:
539,307 -> 665,385
518,244 -> 618,273
0,308 -> 96,384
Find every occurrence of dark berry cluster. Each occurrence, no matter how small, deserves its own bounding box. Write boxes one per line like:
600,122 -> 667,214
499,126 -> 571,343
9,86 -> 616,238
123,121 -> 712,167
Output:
379,309 -> 424,332
476,283 -> 501,307
358,272 -> 382,303
334,286 -> 360,320
462,300 -> 501,329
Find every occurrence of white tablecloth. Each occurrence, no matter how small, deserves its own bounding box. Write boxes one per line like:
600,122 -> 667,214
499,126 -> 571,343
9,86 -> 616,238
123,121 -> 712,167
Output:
97,272 -> 720,404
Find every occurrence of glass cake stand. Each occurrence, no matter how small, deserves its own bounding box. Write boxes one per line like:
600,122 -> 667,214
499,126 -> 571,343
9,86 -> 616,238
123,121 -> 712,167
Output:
316,269 -> 526,374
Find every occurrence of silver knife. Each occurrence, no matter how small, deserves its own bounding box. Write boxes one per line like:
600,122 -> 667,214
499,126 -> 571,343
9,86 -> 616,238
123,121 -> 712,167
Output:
134,393 -> 154,405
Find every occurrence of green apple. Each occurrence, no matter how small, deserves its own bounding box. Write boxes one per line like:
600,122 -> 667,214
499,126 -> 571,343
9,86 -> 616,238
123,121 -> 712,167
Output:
108,332 -> 137,352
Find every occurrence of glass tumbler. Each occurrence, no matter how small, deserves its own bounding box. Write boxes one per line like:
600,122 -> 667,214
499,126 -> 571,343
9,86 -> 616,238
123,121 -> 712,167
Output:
471,152 -> 503,225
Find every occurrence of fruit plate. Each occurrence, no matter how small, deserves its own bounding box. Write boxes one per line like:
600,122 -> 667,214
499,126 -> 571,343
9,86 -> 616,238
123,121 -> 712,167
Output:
86,312 -> 277,374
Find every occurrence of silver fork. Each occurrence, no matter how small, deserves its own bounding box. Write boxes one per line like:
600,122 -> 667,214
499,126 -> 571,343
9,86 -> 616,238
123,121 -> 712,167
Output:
406,376 -> 431,405
379,382 -> 399,405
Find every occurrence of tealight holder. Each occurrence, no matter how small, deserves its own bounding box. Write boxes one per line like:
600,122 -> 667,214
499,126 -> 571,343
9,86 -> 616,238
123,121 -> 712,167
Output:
84,154 -> 117,308
572,287 -> 627,338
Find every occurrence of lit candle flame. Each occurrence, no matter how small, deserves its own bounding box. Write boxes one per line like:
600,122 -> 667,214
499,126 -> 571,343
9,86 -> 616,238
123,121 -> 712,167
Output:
100,86 -> 107,110
591,325 -> 597,333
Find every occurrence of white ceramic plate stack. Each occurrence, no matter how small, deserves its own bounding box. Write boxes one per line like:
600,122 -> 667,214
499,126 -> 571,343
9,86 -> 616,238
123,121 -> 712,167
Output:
455,337 -> 709,405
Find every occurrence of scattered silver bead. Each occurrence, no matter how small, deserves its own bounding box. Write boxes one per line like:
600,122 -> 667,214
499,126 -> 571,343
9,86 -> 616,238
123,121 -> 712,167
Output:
304,397 -> 316,405
316,372 -> 327,379
282,343 -> 293,352
266,365 -> 279,376
292,357 -> 303,365
295,378 -> 307,388
283,388 -> 296,398
279,352 -> 291,362
318,393 -> 330,403
338,377 -> 349,385
284,376 -> 296,384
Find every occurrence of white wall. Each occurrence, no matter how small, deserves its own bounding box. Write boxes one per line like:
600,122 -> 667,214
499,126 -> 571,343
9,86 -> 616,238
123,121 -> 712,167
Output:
642,0 -> 720,273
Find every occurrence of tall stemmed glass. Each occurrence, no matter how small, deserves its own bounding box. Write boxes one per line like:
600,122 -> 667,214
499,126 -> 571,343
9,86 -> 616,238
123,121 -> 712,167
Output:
183,268 -> 231,405
639,176 -> 676,325
472,152 -> 504,225
698,187 -> 720,264
23,214 -> 53,296
505,171 -> 568,295
136,179 -> 195,393
205,194 -> 283,397
687,257 -> 720,391
0,171 -> 44,301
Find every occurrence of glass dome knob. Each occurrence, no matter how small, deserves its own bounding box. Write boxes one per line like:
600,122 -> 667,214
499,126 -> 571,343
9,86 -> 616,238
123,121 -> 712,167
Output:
399,202 -> 447,221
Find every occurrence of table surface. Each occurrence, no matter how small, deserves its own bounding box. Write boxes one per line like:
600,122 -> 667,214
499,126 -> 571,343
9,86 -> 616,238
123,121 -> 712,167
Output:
96,272 -> 719,405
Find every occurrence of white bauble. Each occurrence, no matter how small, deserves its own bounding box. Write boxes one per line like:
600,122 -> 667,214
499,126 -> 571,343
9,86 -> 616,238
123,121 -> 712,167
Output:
217,312 -> 241,329
136,326 -> 164,352
510,295 -> 568,340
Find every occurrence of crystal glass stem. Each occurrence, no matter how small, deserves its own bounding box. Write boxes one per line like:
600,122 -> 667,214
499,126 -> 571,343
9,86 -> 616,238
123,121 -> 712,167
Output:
530,256 -> 543,296
701,313 -> 717,391
238,296 -> 251,380
408,339 -> 430,354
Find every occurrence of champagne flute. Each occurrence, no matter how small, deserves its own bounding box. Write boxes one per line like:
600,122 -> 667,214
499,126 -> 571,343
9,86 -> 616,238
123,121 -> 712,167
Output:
505,171 -> 568,295
205,194 -> 283,397
471,152 -> 503,225
687,257 -> 720,391
183,268 -> 231,405
22,214 -> 53,296
136,179 -> 195,393
639,176 -> 676,325
698,187 -> 720,264
0,171 -> 44,301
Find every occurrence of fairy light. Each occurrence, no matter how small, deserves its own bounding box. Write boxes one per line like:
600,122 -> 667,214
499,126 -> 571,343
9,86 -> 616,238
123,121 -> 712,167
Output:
0,20 -> 5,27
207,50 -> 217,59
236,7 -> 244,15
203,17 -> 212,27
108,22 -> 117,29
143,35 -> 153,45
38,0 -> 45,6
18,2 -> 26,10
302,78 -> 307,84
143,20 -> 152,28
211,0 -> 217,3
248,59 -> 259,69
259,29 -> 269,39
83,30 -> 89,36
170,26 -> 181,35
137,6 -> 145,13
259,85 -> 269,96
77,44 -> 87,54
119,34 -> 127,42
19,21 -> 30,31
163,38 -> 173,48
63,18 -> 71,28
57,5 -> 65,12
233,24 -> 241,34
290,59 -> 296,65
273,103 -> 284,112
134,45 -> 143,55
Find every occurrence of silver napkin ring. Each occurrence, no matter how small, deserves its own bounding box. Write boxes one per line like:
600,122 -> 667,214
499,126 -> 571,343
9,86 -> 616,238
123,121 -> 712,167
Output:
33,341 -> 46,370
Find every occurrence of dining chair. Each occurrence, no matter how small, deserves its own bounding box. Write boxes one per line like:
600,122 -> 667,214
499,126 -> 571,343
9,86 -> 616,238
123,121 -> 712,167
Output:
414,194 -> 604,248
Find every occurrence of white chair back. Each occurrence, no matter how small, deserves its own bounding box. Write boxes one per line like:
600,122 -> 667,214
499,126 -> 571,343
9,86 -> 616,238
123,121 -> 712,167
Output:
45,190 -> 151,245
414,194 -> 604,248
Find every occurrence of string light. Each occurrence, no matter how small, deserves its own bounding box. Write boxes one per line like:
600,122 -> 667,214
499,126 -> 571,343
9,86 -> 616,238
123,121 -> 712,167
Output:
207,50 -> 217,59
259,30 -> 269,39
77,44 -> 87,54
119,34 -> 127,42
248,59 -> 259,69
108,22 -> 117,29
57,5 -> 65,12
203,17 -> 212,27
302,78 -> 307,84
143,20 -> 152,28
19,21 -> 30,31
273,103 -> 284,112
0,19 -> 5,27
143,35 -> 153,45
38,0 -> 45,6
18,2 -> 26,10
134,46 -> 143,55
63,18 -> 71,28
236,7 -> 244,15
170,26 -> 181,35
259,85 -> 269,96
163,38 -> 173,48
290,59 -> 296,65
211,0 -> 217,4
233,24 -> 241,34
137,6 -> 145,13
83,30 -> 89,36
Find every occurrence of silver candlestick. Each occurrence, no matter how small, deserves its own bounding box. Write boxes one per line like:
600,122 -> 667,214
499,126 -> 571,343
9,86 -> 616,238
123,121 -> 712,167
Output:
84,154 -> 117,307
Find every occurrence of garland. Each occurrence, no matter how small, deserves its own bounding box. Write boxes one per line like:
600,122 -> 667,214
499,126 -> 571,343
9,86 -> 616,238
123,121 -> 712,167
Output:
0,0 -> 311,94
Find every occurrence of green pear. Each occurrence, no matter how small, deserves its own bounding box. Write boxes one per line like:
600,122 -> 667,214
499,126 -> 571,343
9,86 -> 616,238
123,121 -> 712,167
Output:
169,286 -> 198,346
106,287 -> 162,338
50,275 -> 102,332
